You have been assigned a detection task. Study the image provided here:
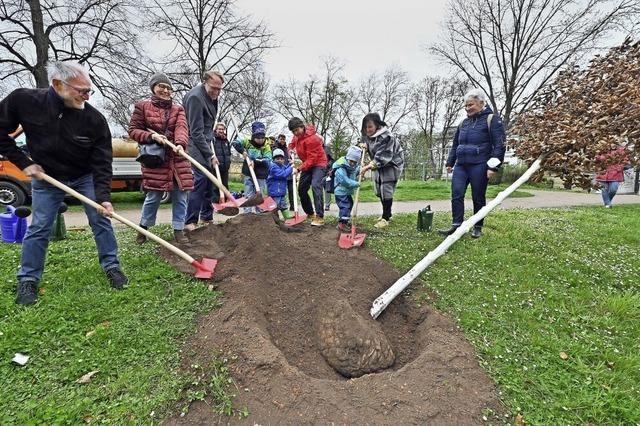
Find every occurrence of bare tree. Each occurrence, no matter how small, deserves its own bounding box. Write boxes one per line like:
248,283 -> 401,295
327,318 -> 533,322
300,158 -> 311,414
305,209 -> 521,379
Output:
353,68 -> 414,133
0,0 -> 145,104
271,57 -> 356,149
431,0 -> 638,127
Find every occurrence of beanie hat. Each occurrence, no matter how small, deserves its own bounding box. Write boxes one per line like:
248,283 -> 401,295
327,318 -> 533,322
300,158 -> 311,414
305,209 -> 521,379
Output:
272,148 -> 285,159
288,117 -> 304,132
251,121 -> 266,137
149,73 -> 172,92
346,145 -> 363,162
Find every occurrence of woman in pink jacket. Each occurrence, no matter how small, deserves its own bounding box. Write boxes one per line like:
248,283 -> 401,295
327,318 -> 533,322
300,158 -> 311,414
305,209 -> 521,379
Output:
595,146 -> 630,208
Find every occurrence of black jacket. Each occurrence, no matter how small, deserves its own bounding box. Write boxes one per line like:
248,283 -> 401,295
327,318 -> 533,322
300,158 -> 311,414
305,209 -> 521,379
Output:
212,136 -> 232,171
0,87 -> 113,203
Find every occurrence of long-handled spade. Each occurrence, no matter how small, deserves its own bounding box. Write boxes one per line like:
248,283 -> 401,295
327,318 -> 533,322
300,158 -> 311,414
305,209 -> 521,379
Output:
284,152 -> 307,226
338,149 -> 367,249
147,130 -> 241,215
39,173 -> 217,279
243,153 -> 277,212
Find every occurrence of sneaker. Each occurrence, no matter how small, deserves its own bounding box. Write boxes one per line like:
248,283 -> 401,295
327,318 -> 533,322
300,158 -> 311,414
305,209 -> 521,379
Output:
374,218 -> 389,229
376,215 -> 393,222
337,222 -> 351,232
470,226 -> 482,238
311,217 -> 325,226
184,223 -> 197,232
106,268 -> 128,290
200,219 -> 214,225
16,280 -> 38,306
438,225 -> 459,236
306,214 -> 317,222
174,229 -> 189,244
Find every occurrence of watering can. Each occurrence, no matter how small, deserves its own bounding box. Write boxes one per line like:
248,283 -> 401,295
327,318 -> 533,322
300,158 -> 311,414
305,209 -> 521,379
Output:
0,205 -> 31,243
417,205 -> 434,232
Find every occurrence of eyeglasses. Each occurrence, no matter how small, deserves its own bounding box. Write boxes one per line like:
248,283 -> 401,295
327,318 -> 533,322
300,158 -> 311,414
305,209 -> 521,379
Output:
156,83 -> 173,91
61,80 -> 95,96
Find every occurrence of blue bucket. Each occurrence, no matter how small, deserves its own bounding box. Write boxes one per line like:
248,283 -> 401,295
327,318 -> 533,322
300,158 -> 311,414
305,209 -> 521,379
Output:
0,206 -> 18,243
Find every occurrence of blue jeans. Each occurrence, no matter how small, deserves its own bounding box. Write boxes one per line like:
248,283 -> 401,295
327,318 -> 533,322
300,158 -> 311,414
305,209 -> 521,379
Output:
272,195 -> 288,210
451,163 -> 488,227
335,194 -> 354,222
18,174 -> 120,283
140,188 -> 188,230
186,168 -> 213,224
243,176 -> 267,214
600,181 -> 620,206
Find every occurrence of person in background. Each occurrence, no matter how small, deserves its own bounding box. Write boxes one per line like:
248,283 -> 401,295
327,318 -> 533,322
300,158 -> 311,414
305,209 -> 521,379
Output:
323,140 -> 335,211
267,148 -> 294,220
200,121 -> 232,223
183,69 -> 223,230
438,88 -> 505,239
333,145 -> 362,232
273,133 -> 294,211
287,117 -> 328,226
595,145 -> 630,208
128,73 -> 193,244
359,113 -> 404,229
0,61 -> 128,305
232,121 -> 272,213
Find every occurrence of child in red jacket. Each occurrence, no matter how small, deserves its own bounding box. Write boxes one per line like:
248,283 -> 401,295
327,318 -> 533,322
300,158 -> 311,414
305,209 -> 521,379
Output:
288,117 -> 328,226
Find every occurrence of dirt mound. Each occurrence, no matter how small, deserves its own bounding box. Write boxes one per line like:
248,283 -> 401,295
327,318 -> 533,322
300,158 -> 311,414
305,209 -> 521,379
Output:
163,214 -> 504,425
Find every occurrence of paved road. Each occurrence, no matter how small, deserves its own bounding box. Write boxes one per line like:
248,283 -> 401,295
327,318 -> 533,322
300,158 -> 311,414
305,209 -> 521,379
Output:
61,190 -> 640,228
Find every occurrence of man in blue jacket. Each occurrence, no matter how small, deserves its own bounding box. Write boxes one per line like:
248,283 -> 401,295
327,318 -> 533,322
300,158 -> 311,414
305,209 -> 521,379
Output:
439,89 -> 505,238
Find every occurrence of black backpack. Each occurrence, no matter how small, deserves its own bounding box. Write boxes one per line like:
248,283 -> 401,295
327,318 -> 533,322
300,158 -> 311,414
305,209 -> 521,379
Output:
325,165 -> 346,194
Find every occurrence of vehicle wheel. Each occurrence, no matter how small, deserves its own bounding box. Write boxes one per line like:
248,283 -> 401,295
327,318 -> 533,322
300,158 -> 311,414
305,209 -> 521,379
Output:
160,191 -> 171,204
0,181 -> 27,207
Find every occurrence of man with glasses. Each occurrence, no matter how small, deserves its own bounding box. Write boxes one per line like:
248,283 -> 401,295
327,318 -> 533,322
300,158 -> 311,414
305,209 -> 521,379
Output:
183,69 -> 224,230
0,61 -> 128,306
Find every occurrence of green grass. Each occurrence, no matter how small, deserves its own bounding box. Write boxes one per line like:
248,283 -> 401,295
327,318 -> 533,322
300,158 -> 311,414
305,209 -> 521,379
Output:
72,180 -> 534,213
363,205 -> 640,424
0,227 -> 236,423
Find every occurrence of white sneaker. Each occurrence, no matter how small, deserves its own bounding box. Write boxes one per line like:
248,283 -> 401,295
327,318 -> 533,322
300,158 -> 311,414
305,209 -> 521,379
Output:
374,218 -> 389,229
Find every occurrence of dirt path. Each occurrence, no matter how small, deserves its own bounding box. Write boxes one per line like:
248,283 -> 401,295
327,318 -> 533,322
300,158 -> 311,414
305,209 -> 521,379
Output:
162,215 -> 504,425
63,190 -> 640,228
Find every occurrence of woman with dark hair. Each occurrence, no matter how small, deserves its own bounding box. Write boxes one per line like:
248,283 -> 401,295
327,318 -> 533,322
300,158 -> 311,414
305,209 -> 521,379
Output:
359,113 -> 404,229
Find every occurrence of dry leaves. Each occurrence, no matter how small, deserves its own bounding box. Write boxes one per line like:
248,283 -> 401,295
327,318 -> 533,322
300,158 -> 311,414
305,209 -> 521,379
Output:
560,351 -> 569,360
75,370 -> 99,384
515,413 -> 526,426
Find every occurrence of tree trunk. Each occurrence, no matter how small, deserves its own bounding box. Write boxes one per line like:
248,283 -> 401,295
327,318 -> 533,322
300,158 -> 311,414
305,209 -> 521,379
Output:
27,0 -> 49,87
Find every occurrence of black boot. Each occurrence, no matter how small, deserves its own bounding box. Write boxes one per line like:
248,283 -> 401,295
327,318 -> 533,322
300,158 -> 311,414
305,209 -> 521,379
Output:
174,229 -> 189,244
470,226 -> 482,238
106,268 -> 128,290
16,280 -> 38,306
437,225 -> 459,236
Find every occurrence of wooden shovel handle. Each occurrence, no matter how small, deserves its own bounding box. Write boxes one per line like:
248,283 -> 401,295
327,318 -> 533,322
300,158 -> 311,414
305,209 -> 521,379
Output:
290,152 -> 299,213
351,148 -> 366,227
243,153 -> 263,194
39,173 -> 196,264
214,163 -> 226,202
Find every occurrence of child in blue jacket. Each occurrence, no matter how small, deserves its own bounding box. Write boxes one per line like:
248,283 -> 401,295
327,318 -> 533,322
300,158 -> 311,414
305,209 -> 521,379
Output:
333,145 -> 362,231
267,148 -> 294,219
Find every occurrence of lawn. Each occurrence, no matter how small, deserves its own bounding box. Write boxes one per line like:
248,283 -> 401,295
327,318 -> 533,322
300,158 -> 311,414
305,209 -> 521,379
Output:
0,227 -> 234,423
363,205 -> 640,424
67,179 -> 535,212
3,204 -> 636,424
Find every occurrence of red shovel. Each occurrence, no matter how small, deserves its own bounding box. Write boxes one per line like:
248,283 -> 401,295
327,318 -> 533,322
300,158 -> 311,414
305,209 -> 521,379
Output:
40,173 -> 217,279
244,154 -> 277,212
338,149 -> 367,249
284,152 -> 307,226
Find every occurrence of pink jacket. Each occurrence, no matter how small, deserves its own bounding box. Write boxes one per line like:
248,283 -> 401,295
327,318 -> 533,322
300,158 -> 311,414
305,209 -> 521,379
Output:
595,147 -> 629,183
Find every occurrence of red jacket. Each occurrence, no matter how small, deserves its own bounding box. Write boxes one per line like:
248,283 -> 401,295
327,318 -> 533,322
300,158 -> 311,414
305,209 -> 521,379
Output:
595,147 -> 629,183
288,124 -> 327,171
128,97 -> 194,191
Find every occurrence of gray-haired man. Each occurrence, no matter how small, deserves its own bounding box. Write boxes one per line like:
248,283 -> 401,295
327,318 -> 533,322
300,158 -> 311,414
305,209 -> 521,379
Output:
0,61 -> 128,306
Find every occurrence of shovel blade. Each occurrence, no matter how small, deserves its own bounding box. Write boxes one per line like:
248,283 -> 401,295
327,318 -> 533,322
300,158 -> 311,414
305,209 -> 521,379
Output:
258,196 -> 277,212
338,230 -> 367,249
239,193 -> 263,208
191,258 -> 218,279
212,202 -> 239,216
284,212 -> 307,227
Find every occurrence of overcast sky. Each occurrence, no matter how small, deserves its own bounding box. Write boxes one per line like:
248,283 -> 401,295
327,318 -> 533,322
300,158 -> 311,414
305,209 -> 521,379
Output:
235,0 -> 451,83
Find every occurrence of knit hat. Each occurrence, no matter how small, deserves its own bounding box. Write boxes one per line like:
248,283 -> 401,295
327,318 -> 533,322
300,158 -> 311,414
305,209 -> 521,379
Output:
346,145 -> 362,162
251,121 -> 266,137
149,73 -> 172,92
272,148 -> 285,159
288,117 -> 304,132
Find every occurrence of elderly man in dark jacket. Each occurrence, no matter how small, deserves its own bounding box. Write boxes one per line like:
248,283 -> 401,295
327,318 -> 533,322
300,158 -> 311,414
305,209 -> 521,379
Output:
183,69 -> 223,229
439,89 -> 506,238
0,61 -> 128,305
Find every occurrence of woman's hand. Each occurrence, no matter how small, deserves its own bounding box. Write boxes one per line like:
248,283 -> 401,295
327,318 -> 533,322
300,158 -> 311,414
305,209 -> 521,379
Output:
360,164 -> 372,177
446,166 -> 453,174
173,145 -> 184,154
151,133 -> 165,144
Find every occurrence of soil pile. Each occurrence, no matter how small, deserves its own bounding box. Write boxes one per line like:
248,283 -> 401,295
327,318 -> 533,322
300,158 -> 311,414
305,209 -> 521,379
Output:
163,214 -> 504,425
